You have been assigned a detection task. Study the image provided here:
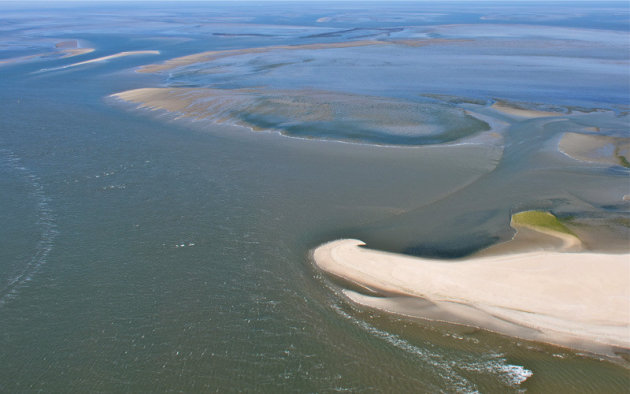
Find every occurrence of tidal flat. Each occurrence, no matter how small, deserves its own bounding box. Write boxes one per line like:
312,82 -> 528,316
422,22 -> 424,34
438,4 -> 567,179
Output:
1,1 -> 629,392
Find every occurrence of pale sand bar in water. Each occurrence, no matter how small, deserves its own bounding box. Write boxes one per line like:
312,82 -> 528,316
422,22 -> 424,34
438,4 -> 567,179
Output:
0,40 -> 94,66
313,239 -> 630,357
136,39 -> 464,74
491,102 -> 563,118
559,132 -> 630,168
110,87 -> 490,143
39,50 -> 160,72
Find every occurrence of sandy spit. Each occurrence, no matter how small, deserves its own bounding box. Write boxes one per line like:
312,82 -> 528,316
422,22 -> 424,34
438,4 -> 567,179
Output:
313,239 -> 630,357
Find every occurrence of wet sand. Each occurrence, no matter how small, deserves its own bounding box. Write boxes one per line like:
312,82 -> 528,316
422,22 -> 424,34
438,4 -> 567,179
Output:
59,48 -> 94,58
491,102 -> 563,118
110,87 -> 490,145
0,40 -> 94,66
136,39 -> 463,73
313,238 -> 630,358
54,40 -> 94,58
559,132 -> 630,168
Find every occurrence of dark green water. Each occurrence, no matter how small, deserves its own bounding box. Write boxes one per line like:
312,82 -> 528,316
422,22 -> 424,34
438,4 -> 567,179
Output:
1,2 -> 629,392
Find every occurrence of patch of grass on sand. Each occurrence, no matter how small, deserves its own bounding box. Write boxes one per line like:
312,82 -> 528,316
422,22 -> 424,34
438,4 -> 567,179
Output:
512,210 -> 576,236
613,145 -> 630,168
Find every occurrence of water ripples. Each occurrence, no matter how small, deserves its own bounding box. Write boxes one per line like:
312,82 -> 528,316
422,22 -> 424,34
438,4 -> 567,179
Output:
331,302 -> 533,393
0,148 -> 57,307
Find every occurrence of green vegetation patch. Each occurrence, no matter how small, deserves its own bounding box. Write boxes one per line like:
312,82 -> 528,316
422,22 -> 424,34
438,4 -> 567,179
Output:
512,210 -> 577,236
618,155 -> 630,168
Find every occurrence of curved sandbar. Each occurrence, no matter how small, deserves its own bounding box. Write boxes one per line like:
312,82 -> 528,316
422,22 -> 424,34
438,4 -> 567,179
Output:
136,38 -> 465,74
313,239 -> 630,357
110,87 -> 490,145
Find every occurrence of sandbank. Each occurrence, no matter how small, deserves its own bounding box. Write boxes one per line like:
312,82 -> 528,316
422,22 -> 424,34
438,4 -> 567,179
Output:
59,47 -> 94,58
136,39 -> 463,74
0,40 -> 94,66
0,53 -> 47,66
491,102 -> 563,118
137,41 -> 384,73
313,239 -> 630,357
39,50 -> 160,72
559,132 -> 630,168
54,40 -> 94,57
110,87 -> 489,144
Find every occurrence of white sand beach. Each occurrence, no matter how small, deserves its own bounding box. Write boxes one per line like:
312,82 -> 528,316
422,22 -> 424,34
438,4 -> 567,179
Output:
313,238 -> 630,357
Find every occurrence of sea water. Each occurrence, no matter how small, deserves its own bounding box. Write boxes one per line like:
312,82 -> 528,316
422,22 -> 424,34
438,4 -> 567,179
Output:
1,2 -> 629,392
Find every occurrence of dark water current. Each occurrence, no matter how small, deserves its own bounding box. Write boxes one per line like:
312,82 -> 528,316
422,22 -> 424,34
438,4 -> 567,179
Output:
1,2 -> 629,392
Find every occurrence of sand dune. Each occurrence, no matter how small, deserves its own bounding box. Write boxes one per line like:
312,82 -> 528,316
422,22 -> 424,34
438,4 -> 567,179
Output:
313,238 -> 630,357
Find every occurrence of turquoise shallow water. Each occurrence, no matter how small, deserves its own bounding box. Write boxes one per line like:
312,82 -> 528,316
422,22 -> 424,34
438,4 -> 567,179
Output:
1,2 -> 629,392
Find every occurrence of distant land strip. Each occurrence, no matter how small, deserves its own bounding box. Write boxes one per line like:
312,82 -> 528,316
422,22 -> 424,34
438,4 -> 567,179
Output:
137,38 -> 468,74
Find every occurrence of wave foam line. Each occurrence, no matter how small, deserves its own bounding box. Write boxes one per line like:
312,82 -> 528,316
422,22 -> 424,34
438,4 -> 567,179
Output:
330,301 -> 532,392
0,148 -> 58,307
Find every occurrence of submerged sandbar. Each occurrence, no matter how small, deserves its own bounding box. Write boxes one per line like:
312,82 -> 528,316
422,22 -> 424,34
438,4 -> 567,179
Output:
110,87 -> 490,145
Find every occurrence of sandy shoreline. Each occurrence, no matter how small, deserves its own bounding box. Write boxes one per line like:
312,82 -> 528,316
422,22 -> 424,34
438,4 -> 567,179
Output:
313,239 -> 630,358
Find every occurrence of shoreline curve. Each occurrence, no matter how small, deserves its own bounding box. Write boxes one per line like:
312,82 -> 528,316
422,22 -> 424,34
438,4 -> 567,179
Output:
312,238 -> 630,359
